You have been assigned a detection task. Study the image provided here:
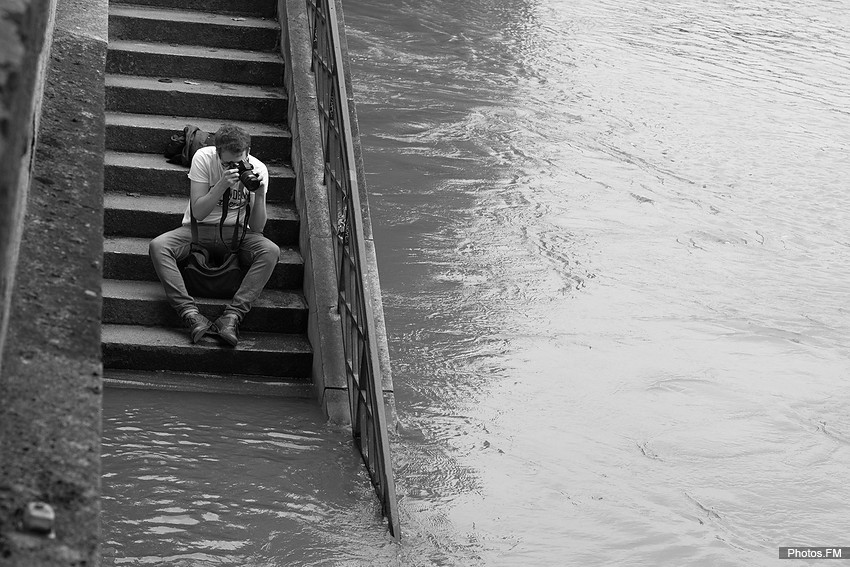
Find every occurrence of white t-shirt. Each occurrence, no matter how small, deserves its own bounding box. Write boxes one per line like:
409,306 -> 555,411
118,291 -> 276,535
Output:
182,146 -> 269,226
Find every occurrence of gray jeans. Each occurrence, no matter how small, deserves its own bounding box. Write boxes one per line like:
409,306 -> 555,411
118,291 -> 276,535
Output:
149,224 -> 280,320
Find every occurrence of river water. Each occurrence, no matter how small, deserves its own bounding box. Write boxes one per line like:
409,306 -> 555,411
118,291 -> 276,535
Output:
102,0 -> 850,565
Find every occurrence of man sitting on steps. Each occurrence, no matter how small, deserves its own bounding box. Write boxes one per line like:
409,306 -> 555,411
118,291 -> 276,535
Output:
149,124 -> 280,347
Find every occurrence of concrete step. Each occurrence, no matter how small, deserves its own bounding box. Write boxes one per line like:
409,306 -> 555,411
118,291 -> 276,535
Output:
102,323 -> 312,378
103,192 -> 299,244
107,40 -> 284,86
104,151 -> 295,202
109,5 -> 280,52
109,0 -> 277,18
104,236 -> 304,289
105,112 -> 291,162
105,74 -> 287,122
104,369 -> 313,398
102,279 -> 308,333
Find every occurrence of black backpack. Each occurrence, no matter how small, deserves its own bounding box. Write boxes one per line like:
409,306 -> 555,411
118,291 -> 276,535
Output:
164,125 -> 215,166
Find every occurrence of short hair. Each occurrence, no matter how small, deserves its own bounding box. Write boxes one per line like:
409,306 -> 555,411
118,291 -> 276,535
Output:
215,124 -> 251,155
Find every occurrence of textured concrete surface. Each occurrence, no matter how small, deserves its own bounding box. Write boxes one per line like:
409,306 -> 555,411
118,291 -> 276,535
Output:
105,74 -> 288,122
102,323 -> 312,377
108,5 -> 280,51
280,0 -> 350,422
105,111 -> 292,159
0,0 -> 56,378
102,236 -> 304,289
103,150 -> 295,200
106,40 -> 285,86
0,0 -> 107,564
101,278 -> 308,333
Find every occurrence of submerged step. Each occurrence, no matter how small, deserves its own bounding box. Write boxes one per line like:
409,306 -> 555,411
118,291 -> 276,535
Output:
103,236 -> 304,289
103,151 -> 295,202
104,369 -> 314,398
102,279 -> 308,334
105,74 -> 287,122
109,5 -> 280,51
103,192 -> 299,243
107,40 -> 284,86
105,112 -> 291,161
102,323 -> 312,378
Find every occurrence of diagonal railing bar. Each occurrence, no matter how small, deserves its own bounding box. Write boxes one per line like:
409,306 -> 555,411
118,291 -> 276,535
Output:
305,0 -> 401,539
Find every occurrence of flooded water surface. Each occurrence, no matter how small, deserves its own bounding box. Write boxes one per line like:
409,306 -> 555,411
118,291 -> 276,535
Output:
102,0 -> 850,564
101,392 -> 397,565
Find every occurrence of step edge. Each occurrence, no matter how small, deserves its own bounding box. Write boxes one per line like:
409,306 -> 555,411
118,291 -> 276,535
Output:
105,111 -> 290,136
109,5 -> 280,30
103,192 -> 298,216
105,73 -> 288,98
102,322 -> 313,345
103,150 -> 295,175
108,39 -> 284,62
101,278 -> 308,305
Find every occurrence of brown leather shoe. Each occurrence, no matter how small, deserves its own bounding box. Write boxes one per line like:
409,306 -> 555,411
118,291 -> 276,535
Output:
181,309 -> 212,344
213,313 -> 240,346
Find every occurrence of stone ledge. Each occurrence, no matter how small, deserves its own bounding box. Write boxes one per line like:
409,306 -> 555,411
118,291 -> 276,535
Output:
280,0 -> 349,422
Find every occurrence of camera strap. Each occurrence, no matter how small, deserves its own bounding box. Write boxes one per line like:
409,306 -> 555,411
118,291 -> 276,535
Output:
188,186 -> 251,255
217,187 -> 250,254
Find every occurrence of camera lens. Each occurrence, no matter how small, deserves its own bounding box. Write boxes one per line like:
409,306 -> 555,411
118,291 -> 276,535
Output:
240,171 -> 261,192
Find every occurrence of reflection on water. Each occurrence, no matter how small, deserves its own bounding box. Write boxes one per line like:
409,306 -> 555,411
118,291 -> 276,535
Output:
103,0 -> 850,564
101,391 -> 398,566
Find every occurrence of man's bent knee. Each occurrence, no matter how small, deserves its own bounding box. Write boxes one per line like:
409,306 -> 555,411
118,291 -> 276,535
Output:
149,236 -> 163,258
250,236 -> 280,260
263,240 -> 281,259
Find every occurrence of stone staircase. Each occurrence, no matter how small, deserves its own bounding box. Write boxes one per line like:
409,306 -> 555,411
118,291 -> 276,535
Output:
101,0 -> 313,396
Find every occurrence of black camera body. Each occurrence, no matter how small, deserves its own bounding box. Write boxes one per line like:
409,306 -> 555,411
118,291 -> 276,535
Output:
235,159 -> 261,192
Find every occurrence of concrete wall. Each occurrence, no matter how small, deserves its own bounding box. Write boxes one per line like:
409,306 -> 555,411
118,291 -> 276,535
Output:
0,0 -> 107,564
279,0 -> 350,423
0,0 -> 57,379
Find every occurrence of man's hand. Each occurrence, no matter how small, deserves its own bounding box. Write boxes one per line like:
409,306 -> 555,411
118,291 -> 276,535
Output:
213,167 -> 240,195
190,168 -> 239,220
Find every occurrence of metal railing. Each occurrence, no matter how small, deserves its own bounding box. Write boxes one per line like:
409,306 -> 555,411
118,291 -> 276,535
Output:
305,0 -> 400,539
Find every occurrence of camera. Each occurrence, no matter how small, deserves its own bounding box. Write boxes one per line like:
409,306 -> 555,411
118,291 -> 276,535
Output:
234,159 -> 261,192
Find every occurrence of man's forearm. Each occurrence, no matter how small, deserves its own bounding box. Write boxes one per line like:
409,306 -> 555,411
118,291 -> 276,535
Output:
248,194 -> 268,231
191,180 -> 229,220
